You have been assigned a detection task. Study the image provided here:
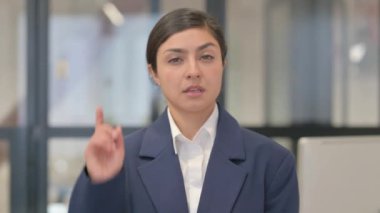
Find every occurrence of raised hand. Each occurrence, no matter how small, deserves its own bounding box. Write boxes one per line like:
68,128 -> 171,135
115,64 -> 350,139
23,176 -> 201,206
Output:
85,107 -> 125,183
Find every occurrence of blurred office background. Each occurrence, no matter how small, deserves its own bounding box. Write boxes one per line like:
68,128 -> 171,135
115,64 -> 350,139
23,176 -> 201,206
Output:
0,0 -> 379,212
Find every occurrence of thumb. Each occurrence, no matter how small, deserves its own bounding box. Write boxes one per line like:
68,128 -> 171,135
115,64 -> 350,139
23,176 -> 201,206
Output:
115,126 -> 124,149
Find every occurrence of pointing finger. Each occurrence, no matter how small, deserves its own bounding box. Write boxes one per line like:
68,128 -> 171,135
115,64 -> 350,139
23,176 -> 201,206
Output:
96,107 -> 104,126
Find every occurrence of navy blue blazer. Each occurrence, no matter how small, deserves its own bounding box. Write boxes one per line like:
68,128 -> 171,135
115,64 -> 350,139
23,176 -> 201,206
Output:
69,106 -> 299,213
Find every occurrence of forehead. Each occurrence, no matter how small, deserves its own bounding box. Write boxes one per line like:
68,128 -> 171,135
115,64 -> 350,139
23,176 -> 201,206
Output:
158,27 -> 219,51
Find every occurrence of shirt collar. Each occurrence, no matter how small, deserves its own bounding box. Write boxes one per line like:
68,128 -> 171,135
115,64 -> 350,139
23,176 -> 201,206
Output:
167,104 -> 219,154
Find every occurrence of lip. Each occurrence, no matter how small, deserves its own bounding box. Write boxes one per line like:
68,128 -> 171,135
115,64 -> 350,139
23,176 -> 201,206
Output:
183,85 -> 205,97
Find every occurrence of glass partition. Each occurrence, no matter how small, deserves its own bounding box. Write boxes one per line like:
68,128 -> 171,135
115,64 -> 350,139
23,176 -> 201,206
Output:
226,0 -> 380,127
332,0 -> 379,127
49,0 -> 208,127
49,0 -> 155,127
48,139 -> 87,212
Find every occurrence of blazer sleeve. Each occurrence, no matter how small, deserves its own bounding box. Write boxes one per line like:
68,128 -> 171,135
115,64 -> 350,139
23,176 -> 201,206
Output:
68,167 -> 127,213
264,153 -> 299,213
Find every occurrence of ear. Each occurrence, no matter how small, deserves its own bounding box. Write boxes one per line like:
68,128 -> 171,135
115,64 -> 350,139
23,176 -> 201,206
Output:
148,64 -> 160,86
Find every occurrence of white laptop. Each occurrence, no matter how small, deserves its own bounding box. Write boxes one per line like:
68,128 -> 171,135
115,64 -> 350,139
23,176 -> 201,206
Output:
298,136 -> 380,213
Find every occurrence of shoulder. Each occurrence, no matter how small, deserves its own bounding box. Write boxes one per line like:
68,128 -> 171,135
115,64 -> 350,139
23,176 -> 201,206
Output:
241,128 -> 291,158
240,128 -> 296,185
122,128 -> 147,153
238,130 -> 299,210
217,106 -> 293,163
240,128 -> 295,174
124,128 -> 147,142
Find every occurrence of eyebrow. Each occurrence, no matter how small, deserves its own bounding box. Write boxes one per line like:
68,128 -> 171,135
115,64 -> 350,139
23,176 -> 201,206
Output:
197,42 -> 217,51
164,42 -> 217,54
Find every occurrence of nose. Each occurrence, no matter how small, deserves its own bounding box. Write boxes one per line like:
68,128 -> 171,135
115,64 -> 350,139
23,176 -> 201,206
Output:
186,59 -> 201,80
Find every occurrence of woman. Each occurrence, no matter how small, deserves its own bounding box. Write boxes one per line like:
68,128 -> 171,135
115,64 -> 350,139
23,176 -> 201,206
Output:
69,8 -> 299,213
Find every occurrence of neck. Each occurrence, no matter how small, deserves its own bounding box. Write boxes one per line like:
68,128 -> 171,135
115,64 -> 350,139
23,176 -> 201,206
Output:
170,105 -> 215,140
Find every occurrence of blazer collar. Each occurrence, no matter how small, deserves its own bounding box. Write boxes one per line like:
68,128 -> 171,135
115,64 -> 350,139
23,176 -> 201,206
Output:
138,105 -> 247,213
197,105 -> 247,212
139,109 -> 172,158
139,105 -> 245,160
138,109 -> 188,213
213,104 -> 245,160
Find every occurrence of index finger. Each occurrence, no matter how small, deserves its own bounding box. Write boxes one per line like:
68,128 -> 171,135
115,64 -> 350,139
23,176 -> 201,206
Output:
96,107 -> 104,126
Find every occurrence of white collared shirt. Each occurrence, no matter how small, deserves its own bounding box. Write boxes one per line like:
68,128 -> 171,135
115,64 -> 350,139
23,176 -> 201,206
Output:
167,104 -> 219,213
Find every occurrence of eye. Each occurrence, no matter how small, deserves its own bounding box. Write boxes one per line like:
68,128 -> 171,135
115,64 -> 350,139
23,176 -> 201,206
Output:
200,54 -> 215,62
168,57 -> 183,65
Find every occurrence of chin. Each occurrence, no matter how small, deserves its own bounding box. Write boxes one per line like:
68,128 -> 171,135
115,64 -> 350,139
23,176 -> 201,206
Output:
183,101 -> 215,114
168,95 -> 216,114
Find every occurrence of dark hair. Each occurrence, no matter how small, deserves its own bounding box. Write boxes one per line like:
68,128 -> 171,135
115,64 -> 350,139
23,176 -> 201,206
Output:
146,8 -> 227,73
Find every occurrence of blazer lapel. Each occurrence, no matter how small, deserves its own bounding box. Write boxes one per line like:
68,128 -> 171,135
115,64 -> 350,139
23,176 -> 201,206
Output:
138,111 -> 188,213
197,107 -> 247,213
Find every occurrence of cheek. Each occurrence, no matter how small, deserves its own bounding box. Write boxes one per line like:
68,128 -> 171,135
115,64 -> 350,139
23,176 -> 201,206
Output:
157,71 -> 181,91
212,70 -> 224,93
210,67 -> 224,83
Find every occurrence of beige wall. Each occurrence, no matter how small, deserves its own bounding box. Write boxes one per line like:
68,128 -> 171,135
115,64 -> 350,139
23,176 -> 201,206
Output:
160,0 -> 204,13
0,0 -> 23,126
0,141 -> 9,213
226,0 -> 266,126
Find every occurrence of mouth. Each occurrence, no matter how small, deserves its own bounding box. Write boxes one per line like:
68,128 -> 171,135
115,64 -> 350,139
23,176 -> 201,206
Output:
183,85 -> 205,96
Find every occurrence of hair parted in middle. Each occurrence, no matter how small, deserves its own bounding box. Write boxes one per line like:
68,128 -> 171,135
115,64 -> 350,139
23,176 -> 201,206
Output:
146,8 -> 227,73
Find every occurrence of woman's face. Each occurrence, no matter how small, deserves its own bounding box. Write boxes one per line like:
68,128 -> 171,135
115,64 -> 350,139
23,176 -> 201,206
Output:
150,27 -> 224,116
